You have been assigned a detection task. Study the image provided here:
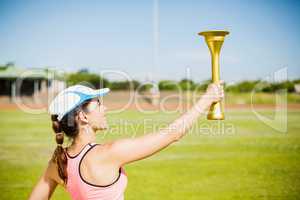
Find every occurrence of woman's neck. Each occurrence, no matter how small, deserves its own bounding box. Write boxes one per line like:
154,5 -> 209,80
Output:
72,125 -> 96,147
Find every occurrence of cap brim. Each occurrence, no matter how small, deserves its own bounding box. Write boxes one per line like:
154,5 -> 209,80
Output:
92,88 -> 110,97
49,87 -> 110,121
84,88 -> 110,100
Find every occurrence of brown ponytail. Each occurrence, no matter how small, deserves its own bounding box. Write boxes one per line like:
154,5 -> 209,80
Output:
51,115 -> 68,184
50,102 -> 89,184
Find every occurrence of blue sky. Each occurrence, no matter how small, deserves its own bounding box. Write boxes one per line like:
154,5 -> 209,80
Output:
0,0 -> 299,82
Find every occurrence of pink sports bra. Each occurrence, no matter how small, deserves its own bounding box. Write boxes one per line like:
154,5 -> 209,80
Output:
65,143 -> 128,200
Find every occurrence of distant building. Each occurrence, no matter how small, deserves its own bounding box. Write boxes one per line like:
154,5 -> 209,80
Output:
295,84 -> 300,94
0,65 -> 65,99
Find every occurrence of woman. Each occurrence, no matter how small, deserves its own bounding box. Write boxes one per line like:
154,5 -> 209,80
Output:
29,82 -> 224,200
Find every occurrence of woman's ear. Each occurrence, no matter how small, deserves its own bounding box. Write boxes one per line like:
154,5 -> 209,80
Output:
78,111 -> 89,124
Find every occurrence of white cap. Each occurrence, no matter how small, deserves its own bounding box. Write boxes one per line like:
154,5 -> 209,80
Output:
49,85 -> 110,121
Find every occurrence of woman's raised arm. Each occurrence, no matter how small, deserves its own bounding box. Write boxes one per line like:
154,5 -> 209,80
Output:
107,82 -> 224,166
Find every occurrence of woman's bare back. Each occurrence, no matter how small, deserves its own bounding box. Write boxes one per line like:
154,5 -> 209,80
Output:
66,144 -> 121,186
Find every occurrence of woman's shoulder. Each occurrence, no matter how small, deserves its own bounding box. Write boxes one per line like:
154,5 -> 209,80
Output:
85,142 -> 114,160
82,142 -> 123,169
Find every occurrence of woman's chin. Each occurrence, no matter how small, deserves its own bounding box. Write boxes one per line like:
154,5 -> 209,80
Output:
99,124 -> 108,130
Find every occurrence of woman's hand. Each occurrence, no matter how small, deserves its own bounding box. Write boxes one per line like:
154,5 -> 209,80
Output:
203,81 -> 225,104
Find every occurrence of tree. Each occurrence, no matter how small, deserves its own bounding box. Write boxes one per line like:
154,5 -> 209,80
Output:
67,71 -> 109,89
179,79 -> 195,90
158,80 -> 178,90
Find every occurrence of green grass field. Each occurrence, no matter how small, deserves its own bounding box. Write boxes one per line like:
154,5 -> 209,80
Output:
0,108 -> 300,199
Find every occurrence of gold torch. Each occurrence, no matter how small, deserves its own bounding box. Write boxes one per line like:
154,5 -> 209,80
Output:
198,30 -> 229,120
